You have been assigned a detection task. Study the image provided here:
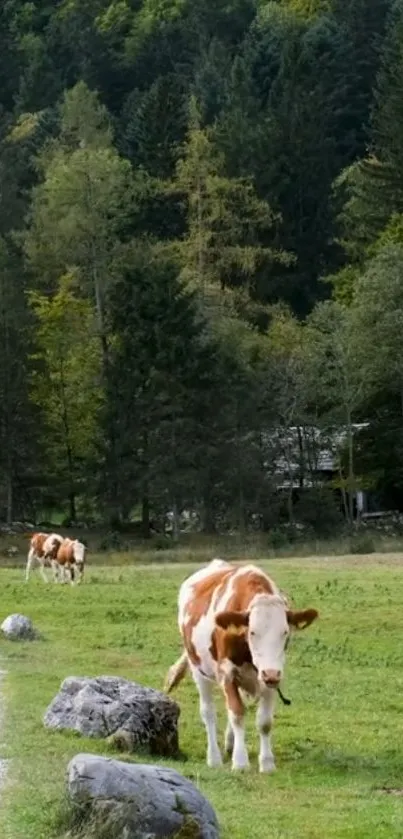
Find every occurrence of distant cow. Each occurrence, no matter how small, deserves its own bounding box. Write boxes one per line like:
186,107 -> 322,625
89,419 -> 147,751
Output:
53,538 -> 86,585
25,532 -> 63,583
165,559 -> 318,772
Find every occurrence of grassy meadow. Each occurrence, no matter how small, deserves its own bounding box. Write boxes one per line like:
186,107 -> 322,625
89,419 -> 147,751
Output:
0,553 -> 403,838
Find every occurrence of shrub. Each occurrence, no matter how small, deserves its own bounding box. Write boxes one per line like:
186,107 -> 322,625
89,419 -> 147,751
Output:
349,531 -> 376,554
295,487 -> 344,537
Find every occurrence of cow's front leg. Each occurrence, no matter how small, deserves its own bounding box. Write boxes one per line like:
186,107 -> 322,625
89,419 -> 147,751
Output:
25,549 -> 36,582
67,564 -> 75,586
193,670 -> 223,768
223,680 -> 249,770
256,689 -> 276,773
39,560 -> 50,583
224,719 -> 234,757
50,559 -> 60,583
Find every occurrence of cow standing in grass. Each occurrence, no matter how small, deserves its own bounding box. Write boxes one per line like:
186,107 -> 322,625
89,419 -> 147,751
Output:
25,532 -> 63,583
165,558 -> 318,773
53,538 -> 86,585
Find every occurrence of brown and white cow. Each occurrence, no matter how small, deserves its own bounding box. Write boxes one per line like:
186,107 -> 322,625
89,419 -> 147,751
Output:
25,532 -> 63,583
53,537 -> 86,585
165,558 -> 318,773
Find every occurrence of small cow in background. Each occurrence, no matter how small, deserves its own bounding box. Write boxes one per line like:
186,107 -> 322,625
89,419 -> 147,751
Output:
165,558 -> 318,773
25,532 -> 63,583
53,538 -> 86,585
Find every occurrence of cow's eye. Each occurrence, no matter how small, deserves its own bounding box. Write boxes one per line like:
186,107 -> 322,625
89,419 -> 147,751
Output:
250,630 -> 256,637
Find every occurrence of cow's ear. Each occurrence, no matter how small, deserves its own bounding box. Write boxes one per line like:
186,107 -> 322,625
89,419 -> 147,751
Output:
287,608 -> 318,630
215,610 -> 249,631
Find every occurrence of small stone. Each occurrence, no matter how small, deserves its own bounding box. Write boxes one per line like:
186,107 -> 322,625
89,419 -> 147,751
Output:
1,614 -> 37,640
67,753 -> 220,839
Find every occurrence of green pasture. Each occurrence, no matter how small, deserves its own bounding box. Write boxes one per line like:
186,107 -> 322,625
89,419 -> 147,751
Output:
0,555 -> 403,838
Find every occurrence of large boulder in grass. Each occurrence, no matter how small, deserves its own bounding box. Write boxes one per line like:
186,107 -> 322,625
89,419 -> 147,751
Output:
1,614 -> 37,640
68,753 -> 220,839
44,676 -> 180,757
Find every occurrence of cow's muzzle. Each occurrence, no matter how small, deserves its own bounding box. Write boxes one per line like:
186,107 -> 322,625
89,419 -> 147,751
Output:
261,669 -> 281,687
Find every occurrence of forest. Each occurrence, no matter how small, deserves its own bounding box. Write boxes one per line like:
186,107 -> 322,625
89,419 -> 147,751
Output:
0,0 -> 402,537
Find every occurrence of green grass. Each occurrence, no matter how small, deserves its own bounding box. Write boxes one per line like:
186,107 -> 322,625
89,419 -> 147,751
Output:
1,555 -> 403,838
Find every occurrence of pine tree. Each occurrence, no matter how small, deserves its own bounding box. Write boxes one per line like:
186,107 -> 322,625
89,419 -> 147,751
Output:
239,5 -> 355,314
171,97 -> 286,313
371,0 -> 403,209
29,275 -> 103,522
121,74 -> 187,178
332,0 -> 390,159
25,82 -> 133,375
102,245 -> 232,531
0,237 -> 39,522
331,1 -> 403,288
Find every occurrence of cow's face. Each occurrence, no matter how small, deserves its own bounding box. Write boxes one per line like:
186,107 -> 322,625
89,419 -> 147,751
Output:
216,595 -> 318,689
72,540 -> 85,580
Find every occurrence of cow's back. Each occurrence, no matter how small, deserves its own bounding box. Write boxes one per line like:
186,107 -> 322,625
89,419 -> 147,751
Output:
56,538 -> 74,566
43,533 -> 63,559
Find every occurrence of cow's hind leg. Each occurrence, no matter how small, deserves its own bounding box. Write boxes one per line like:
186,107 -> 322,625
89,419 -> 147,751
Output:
256,690 -> 276,773
192,669 -> 223,768
50,560 -> 61,583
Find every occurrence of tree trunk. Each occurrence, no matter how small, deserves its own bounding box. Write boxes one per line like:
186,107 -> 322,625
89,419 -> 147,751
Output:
59,357 -> 76,523
338,460 -> 349,523
297,425 -> 305,488
202,480 -> 216,533
141,493 -> 150,539
6,470 -> 12,526
69,491 -> 77,524
237,414 -> 245,534
347,408 -> 354,525
171,500 -> 180,542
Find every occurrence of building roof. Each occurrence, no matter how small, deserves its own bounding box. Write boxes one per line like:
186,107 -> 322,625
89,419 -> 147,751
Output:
264,423 -> 369,487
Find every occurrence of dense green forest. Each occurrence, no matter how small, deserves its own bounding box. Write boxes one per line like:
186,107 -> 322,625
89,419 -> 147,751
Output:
1,0 -> 403,536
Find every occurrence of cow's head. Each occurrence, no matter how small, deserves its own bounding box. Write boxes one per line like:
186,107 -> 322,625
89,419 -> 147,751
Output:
72,540 -> 86,581
215,594 -> 318,689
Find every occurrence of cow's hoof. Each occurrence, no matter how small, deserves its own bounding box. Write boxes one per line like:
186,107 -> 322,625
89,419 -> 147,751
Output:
259,759 -> 276,774
207,752 -> 223,768
231,755 -> 250,771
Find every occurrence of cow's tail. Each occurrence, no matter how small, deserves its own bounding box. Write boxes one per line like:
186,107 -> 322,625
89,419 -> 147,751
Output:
164,651 -> 189,694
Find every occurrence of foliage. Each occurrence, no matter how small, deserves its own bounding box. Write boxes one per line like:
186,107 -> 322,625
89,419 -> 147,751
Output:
171,98 -> 287,304
29,275 -> 103,520
0,0 -> 403,526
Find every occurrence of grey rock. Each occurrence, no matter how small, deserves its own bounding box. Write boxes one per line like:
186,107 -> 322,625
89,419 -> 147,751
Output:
68,753 -> 220,839
44,676 -> 180,757
1,614 -> 37,640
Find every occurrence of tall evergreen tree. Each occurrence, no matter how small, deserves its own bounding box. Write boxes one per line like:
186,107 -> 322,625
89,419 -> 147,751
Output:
240,6 -> 354,314
0,237 -> 38,522
25,82 -> 133,374
332,0 -> 390,160
171,98 -> 286,315
121,74 -> 187,178
29,275 -> 103,522
103,246 -> 233,531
